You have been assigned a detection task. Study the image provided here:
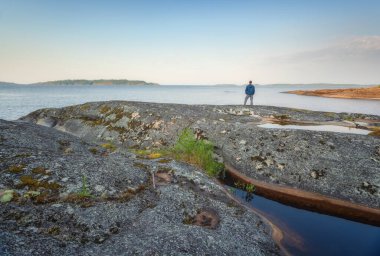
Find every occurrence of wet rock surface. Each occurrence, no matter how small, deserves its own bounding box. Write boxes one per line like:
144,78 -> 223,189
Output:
21,101 -> 380,209
0,119 -> 278,255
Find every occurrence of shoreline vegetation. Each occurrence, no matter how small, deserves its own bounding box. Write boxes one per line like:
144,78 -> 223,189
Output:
0,79 -> 159,86
285,86 -> 380,100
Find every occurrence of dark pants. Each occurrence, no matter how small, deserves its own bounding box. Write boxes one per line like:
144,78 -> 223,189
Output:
244,94 -> 253,105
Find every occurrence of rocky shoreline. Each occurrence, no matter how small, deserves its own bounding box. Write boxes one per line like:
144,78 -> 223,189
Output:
285,86 -> 380,100
1,101 -> 380,255
21,101 -> 380,208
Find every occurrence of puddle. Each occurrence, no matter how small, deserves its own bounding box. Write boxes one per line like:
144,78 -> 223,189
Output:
221,175 -> 380,256
258,123 -> 370,135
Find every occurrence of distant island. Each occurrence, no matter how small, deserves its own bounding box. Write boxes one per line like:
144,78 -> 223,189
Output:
0,79 -> 159,86
285,86 -> 380,100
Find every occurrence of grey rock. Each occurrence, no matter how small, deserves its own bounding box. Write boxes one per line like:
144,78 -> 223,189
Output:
0,119 -> 278,255
20,101 -> 380,208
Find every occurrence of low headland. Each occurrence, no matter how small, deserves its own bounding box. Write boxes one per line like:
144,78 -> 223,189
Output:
285,85 -> 380,100
0,79 -> 159,86
1,101 -> 379,255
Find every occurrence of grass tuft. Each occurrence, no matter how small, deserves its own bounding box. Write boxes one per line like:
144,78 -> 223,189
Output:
78,175 -> 92,198
170,128 -> 224,177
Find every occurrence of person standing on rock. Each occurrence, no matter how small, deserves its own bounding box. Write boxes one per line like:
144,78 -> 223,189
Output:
244,80 -> 255,105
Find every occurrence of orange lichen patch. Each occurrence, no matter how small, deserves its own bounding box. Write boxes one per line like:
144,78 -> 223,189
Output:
147,153 -> 162,159
369,128 -> 380,137
185,208 -> 220,229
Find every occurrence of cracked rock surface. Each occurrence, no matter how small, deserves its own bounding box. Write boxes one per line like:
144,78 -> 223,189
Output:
0,119 -> 278,255
21,101 -> 380,209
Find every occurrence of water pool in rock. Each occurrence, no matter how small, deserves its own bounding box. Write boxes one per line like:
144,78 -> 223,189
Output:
222,182 -> 380,255
258,123 -> 370,135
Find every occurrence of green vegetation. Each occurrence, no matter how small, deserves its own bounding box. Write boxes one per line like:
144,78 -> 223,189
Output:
0,190 -> 14,203
101,142 -> 117,152
8,164 -> 25,173
169,128 -> 224,177
234,180 -> 256,193
89,147 -> 98,154
18,175 -> 61,190
131,128 -> 224,176
245,183 -> 256,193
78,175 -> 92,198
273,114 -> 290,120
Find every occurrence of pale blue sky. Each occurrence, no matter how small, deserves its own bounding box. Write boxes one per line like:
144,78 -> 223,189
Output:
1,0 -> 379,84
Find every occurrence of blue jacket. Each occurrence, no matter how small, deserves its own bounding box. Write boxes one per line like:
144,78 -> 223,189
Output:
245,84 -> 255,95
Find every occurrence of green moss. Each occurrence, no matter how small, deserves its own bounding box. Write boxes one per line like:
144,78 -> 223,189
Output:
23,190 -> 40,198
182,214 -> 194,225
80,104 -> 91,111
8,164 -> 25,174
31,166 -> 50,175
273,114 -> 290,120
107,125 -> 128,133
48,226 -> 61,235
18,175 -> 61,190
99,105 -> 111,114
133,162 -> 149,170
128,119 -> 142,129
33,192 -> 58,204
101,142 -> 117,152
130,149 -> 151,155
58,140 -> 70,147
157,158 -> 173,164
89,147 -> 98,154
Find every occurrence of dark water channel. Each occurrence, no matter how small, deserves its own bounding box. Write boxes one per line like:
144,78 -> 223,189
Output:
221,176 -> 380,256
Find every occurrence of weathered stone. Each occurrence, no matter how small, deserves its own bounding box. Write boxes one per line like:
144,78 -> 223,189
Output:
0,119 -> 278,255
20,101 -> 380,209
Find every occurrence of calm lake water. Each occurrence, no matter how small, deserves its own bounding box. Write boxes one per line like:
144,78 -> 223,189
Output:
0,84 -> 379,120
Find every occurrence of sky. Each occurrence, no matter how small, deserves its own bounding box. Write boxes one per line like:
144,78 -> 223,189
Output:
0,0 -> 379,85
